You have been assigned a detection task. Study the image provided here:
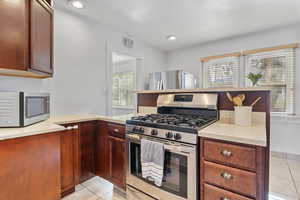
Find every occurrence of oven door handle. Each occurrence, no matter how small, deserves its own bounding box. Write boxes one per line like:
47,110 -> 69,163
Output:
163,144 -> 195,154
126,135 -> 195,154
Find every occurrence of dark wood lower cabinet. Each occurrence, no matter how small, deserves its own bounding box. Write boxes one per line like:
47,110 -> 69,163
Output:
60,121 -> 97,196
79,121 -> 97,183
0,132 -> 61,200
200,138 -> 268,200
96,121 -> 109,179
108,135 -> 126,189
60,125 -> 78,197
96,121 -> 126,190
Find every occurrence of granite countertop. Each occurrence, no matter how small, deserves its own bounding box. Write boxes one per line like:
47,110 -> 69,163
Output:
0,114 -> 136,141
198,121 -> 267,147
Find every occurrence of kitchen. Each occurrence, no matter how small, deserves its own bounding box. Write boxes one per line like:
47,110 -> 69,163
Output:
0,0 -> 299,200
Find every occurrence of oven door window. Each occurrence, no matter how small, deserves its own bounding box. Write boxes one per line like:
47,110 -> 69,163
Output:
26,97 -> 48,118
130,142 -> 188,198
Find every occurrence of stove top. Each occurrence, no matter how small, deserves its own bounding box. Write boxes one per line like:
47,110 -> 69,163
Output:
126,93 -> 219,144
126,113 -> 218,135
130,114 -> 216,129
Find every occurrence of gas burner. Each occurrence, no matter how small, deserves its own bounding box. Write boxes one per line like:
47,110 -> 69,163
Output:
130,113 -> 216,129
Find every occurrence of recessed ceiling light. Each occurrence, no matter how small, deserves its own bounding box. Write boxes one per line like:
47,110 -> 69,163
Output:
68,0 -> 85,9
166,35 -> 176,41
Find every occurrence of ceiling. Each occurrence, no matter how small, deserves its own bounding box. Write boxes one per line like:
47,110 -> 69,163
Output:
57,0 -> 300,51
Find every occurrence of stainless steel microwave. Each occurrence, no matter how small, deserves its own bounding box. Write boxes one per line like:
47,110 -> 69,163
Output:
0,92 -> 50,127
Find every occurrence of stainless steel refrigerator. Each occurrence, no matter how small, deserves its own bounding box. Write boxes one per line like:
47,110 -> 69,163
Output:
148,70 -> 198,90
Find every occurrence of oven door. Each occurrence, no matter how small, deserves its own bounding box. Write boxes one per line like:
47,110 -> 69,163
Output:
126,134 -> 197,200
23,93 -> 50,126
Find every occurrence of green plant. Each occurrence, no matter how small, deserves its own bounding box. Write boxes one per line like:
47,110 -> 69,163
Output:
247,72 -> 262,86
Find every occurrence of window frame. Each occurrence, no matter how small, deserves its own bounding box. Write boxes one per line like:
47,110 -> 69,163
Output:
202,56 -> 240,88
244,49 -> 296,115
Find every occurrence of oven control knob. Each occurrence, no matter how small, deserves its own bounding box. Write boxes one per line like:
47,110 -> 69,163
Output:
174,133 -> 182,140
139,127 -> 145,133
133,126 -> 139,132
165,132 -> 173,138
151,129 -> 158,136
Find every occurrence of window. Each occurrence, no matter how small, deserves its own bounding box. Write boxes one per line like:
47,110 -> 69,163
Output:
202,55 -> 240,88
245,49 -> 296,114
112,71 -> 135,107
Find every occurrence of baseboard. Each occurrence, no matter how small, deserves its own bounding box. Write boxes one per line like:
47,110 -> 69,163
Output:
271,151 -> 300,161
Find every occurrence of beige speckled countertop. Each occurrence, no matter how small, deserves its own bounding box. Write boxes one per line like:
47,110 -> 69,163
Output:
198,121 -> 267,147
48,114 -> 136,125
0,113 -> 267,147
0,114 -> 136,141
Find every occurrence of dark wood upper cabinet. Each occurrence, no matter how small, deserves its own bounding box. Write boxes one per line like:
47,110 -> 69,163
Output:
30,0 -> 53,74
0,0 -> 53,78
0,0 -> 28,71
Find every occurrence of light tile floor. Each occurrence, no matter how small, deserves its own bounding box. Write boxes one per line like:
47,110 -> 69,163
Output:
269,156 -> 300,200
63,156 -> 300,200
62,176 -> 126,200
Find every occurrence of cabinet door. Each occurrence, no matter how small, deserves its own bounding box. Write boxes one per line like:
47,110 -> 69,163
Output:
108,136 -> 126,189
61,129 -> 76,196
0,0 -> 28,70
79,121 -> 97,183
30,0 -> 53,74
0,133 -> 60,200
96,121 -> 109,179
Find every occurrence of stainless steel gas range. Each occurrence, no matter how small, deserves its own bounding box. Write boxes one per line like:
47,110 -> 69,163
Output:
125,93 -> 218,200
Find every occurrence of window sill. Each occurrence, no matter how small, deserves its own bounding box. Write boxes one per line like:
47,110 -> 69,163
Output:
112,106 -> 135,110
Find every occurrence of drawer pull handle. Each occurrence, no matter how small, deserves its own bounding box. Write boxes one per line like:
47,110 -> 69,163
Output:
221,150 -> 232,157
73,125 -> 79,129
221,172 -> 233,180
114,128 -> 119,133
221,197 -> 231,200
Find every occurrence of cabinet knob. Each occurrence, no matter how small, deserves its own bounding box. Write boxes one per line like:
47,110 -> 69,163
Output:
221,197 -> 231,200
114,128 -> 119,133
221,150 -> 232,157
221,172 -> 233,180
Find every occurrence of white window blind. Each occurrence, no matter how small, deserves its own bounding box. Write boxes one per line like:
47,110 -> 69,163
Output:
203,56 -> 240,88
245,48 -> 296,114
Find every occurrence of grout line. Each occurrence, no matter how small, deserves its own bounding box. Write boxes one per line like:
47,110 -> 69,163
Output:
286,157 -> 300,199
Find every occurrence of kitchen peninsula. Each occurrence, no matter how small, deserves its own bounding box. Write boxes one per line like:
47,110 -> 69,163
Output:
136,87 -> 270,200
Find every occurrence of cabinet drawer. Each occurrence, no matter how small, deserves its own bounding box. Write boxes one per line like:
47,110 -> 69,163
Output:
204,161 -> 256,197
203,140 -> 256,171
204,184 -> 253,200
107,123 -> 125,138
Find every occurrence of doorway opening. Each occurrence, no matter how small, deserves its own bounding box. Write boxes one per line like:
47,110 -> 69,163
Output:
110,52 -> 137,116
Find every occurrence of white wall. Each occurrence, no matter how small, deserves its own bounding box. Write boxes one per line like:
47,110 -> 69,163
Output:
0,76 -> 45,92
0,4 -> 167,117
167,24 -> 300,155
